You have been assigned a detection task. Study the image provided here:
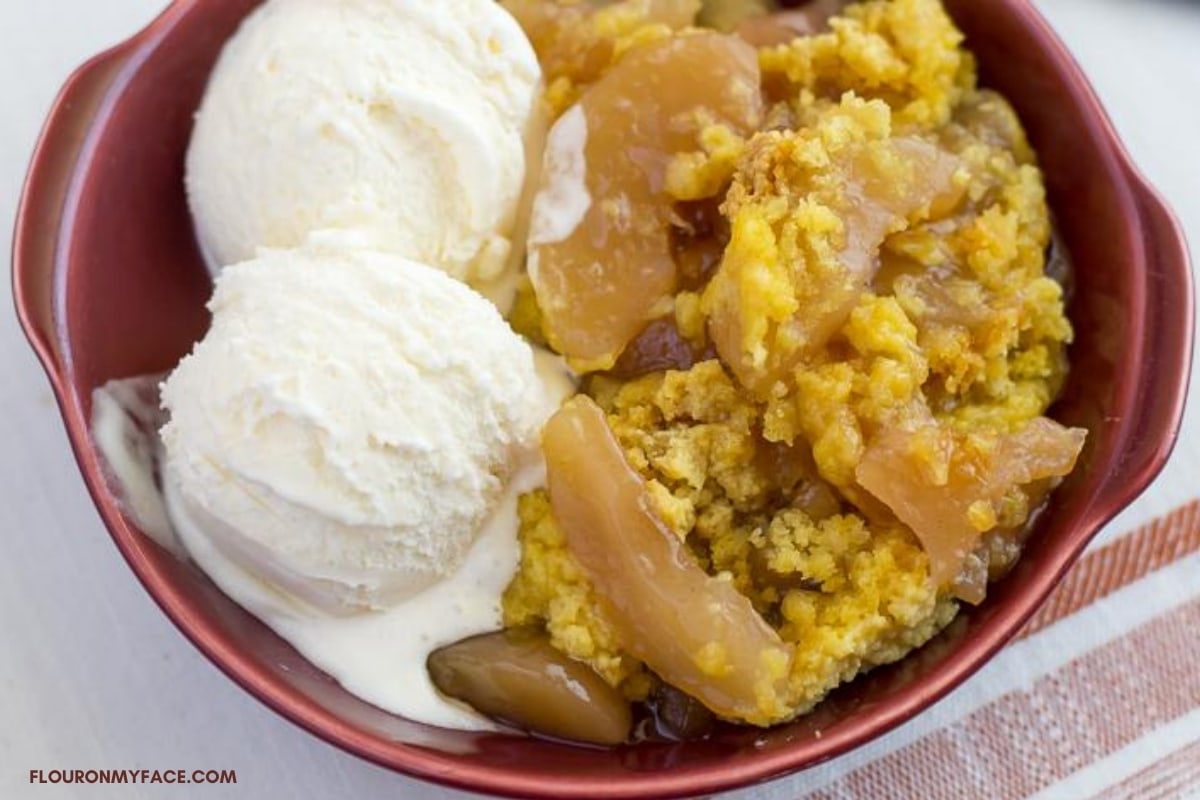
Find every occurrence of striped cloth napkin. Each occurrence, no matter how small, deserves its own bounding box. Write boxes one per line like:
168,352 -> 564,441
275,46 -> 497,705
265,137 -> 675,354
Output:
735,502 -> 1200,800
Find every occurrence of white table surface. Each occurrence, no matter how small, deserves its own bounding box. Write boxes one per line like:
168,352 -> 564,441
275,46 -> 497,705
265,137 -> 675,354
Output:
2,2 -> 1197,799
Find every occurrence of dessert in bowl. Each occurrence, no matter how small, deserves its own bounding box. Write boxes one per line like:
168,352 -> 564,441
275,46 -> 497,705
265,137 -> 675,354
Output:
12,0 -> 1192,797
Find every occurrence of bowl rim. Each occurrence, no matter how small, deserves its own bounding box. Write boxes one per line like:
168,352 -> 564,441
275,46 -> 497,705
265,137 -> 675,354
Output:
11,1 -> 1194,797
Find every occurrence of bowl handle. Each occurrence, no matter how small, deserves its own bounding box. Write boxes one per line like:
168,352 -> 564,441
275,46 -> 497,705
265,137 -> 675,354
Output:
11,44 -> 136,382
1107,174 -> 1195,503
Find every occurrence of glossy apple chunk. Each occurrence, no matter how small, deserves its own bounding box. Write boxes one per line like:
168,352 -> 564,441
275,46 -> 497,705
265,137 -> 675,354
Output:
428,627 -> 632,746
705,132 -> 963,393
856,417 -> 1086,598
503,0 -> 701,94
543,396 -> 794,725
528,32 -> 763,370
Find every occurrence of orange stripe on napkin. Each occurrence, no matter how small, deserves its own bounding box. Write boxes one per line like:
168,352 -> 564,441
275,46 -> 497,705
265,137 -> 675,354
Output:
1089,738 -> 1200,800
1018,500 -> 1200,641
808,596 -> 1200,799
805,501 -> 1200,800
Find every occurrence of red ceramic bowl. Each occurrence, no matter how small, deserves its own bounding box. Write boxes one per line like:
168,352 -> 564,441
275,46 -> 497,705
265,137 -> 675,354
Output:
11,1 -> 1194,797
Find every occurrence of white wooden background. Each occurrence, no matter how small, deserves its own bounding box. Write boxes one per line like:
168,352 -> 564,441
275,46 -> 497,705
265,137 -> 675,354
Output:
2,2 -> 1197,798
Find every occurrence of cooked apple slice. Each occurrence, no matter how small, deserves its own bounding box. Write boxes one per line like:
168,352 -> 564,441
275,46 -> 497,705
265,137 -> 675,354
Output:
705,129 -> 964,392
543,395 -> 793,725
528,32 -> 763,370
428,627 -> 632,746
856,417 -> 1086,599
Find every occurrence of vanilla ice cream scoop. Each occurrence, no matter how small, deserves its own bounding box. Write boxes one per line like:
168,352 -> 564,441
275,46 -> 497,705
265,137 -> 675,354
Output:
159,239 -> 543,613
186,0 -> 543,289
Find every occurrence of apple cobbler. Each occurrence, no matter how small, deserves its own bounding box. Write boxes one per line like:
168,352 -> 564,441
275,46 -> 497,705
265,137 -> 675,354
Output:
429,0 -> 1085,743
